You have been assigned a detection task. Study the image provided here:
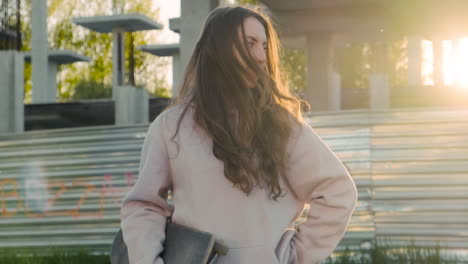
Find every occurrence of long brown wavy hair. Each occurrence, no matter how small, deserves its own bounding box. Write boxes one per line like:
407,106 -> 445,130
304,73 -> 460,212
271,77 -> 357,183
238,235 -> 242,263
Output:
171,5 -> 308,200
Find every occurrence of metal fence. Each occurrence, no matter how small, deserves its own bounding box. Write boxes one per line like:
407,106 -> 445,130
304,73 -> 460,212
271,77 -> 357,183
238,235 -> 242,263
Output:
309,108 -> 468,257
0,124 -> 147,253
0,108 -> 467,257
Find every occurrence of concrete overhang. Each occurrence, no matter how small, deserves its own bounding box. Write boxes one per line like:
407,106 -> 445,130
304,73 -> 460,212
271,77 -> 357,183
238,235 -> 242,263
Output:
139,43 -> 180,56
73,13 -> 163,33
169,18 -> 180,33
260,0 -> 374,11
262,0 -> 468,40
23,50 -> 90,64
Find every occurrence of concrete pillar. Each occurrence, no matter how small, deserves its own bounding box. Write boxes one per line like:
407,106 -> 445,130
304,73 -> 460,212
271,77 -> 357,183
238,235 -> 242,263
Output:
0,51 -> 24,133
31,0 -> 51,103
172,53 -> 182,96
112,28 -> 126,99
135,88 -> 149,124
305,33 -> 340,112
407,36 -> 423,86
370,42 -> 390,109
115,85 -> 134,125
329,71 -> 341,111
370,75 -> 390,109
48,62 -> 59,96
433,38 -> 444,87
115,85 -> 150,125
180,0 -> 218,72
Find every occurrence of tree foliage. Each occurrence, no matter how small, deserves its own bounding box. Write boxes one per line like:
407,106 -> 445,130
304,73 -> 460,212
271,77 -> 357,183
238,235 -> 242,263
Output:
20,0 -> 170,103
72,79 -> 112,100
336,40 -> 408,90
281,48 -> 306,92
235,0 -> 258,4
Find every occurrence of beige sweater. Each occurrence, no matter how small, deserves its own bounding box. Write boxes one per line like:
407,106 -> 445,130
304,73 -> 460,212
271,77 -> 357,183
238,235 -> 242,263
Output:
121,105 -> 357,264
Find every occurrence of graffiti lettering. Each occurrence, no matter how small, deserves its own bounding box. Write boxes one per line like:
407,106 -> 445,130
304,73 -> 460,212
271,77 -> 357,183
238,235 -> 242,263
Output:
43,182 -> 68,218
0,179 -> 22,218
69,181 -> 96,218
0,172 -> 136,219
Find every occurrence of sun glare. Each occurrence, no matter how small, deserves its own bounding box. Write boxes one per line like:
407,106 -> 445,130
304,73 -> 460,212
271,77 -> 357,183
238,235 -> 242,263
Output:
422,37 -> 468,91
421,40 -> 434,86
454,38 -> 468,87
443,40 -> 455,86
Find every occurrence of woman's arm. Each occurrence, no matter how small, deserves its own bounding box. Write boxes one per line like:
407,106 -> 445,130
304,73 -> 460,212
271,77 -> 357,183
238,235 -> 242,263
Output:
287,122 -> 357,264
120,113 -> 173,264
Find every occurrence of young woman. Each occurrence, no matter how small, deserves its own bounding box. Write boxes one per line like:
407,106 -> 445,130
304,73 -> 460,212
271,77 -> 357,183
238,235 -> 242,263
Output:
121,5 -> 357,264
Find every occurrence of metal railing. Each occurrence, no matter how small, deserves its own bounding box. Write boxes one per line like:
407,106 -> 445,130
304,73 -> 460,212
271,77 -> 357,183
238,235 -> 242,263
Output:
0,108 -> 467,257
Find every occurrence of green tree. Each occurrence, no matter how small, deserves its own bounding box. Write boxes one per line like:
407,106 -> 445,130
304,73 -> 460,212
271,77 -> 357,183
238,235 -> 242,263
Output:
236,0 -> 258,4
21,0 -> 170,103
388,39 -> 408,88
19,0 -> 32,102
281,48 -> 306,92
336,43 -> 370,91
337,40 -> 408,90
72,79 -> 112,100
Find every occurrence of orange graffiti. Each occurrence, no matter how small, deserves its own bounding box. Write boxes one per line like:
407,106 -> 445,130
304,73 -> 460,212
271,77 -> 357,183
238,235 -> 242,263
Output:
69,181 -> 97,218
0,179 -> 23,218
0,173 -> 137,219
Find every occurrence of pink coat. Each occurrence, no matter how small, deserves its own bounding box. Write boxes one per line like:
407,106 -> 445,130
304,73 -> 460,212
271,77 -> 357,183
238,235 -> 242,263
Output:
121,105 -> 357,264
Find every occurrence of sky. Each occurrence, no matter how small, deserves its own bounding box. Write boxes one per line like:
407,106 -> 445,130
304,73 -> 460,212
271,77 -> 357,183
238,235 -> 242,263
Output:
148,1 -> 180,88
153,0 -> 180,44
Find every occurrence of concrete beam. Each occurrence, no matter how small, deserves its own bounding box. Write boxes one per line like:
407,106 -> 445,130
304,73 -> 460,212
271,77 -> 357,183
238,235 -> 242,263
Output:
274,8 -> 394,37
281,35 -> 306,49
264,0 -> 468,39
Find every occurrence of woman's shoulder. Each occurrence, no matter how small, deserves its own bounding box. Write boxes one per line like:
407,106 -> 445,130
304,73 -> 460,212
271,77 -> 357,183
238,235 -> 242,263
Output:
149,103 -> 195,135
288,114 -> 312,137
286,117 -> 322,154
153,103 -> 193,122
